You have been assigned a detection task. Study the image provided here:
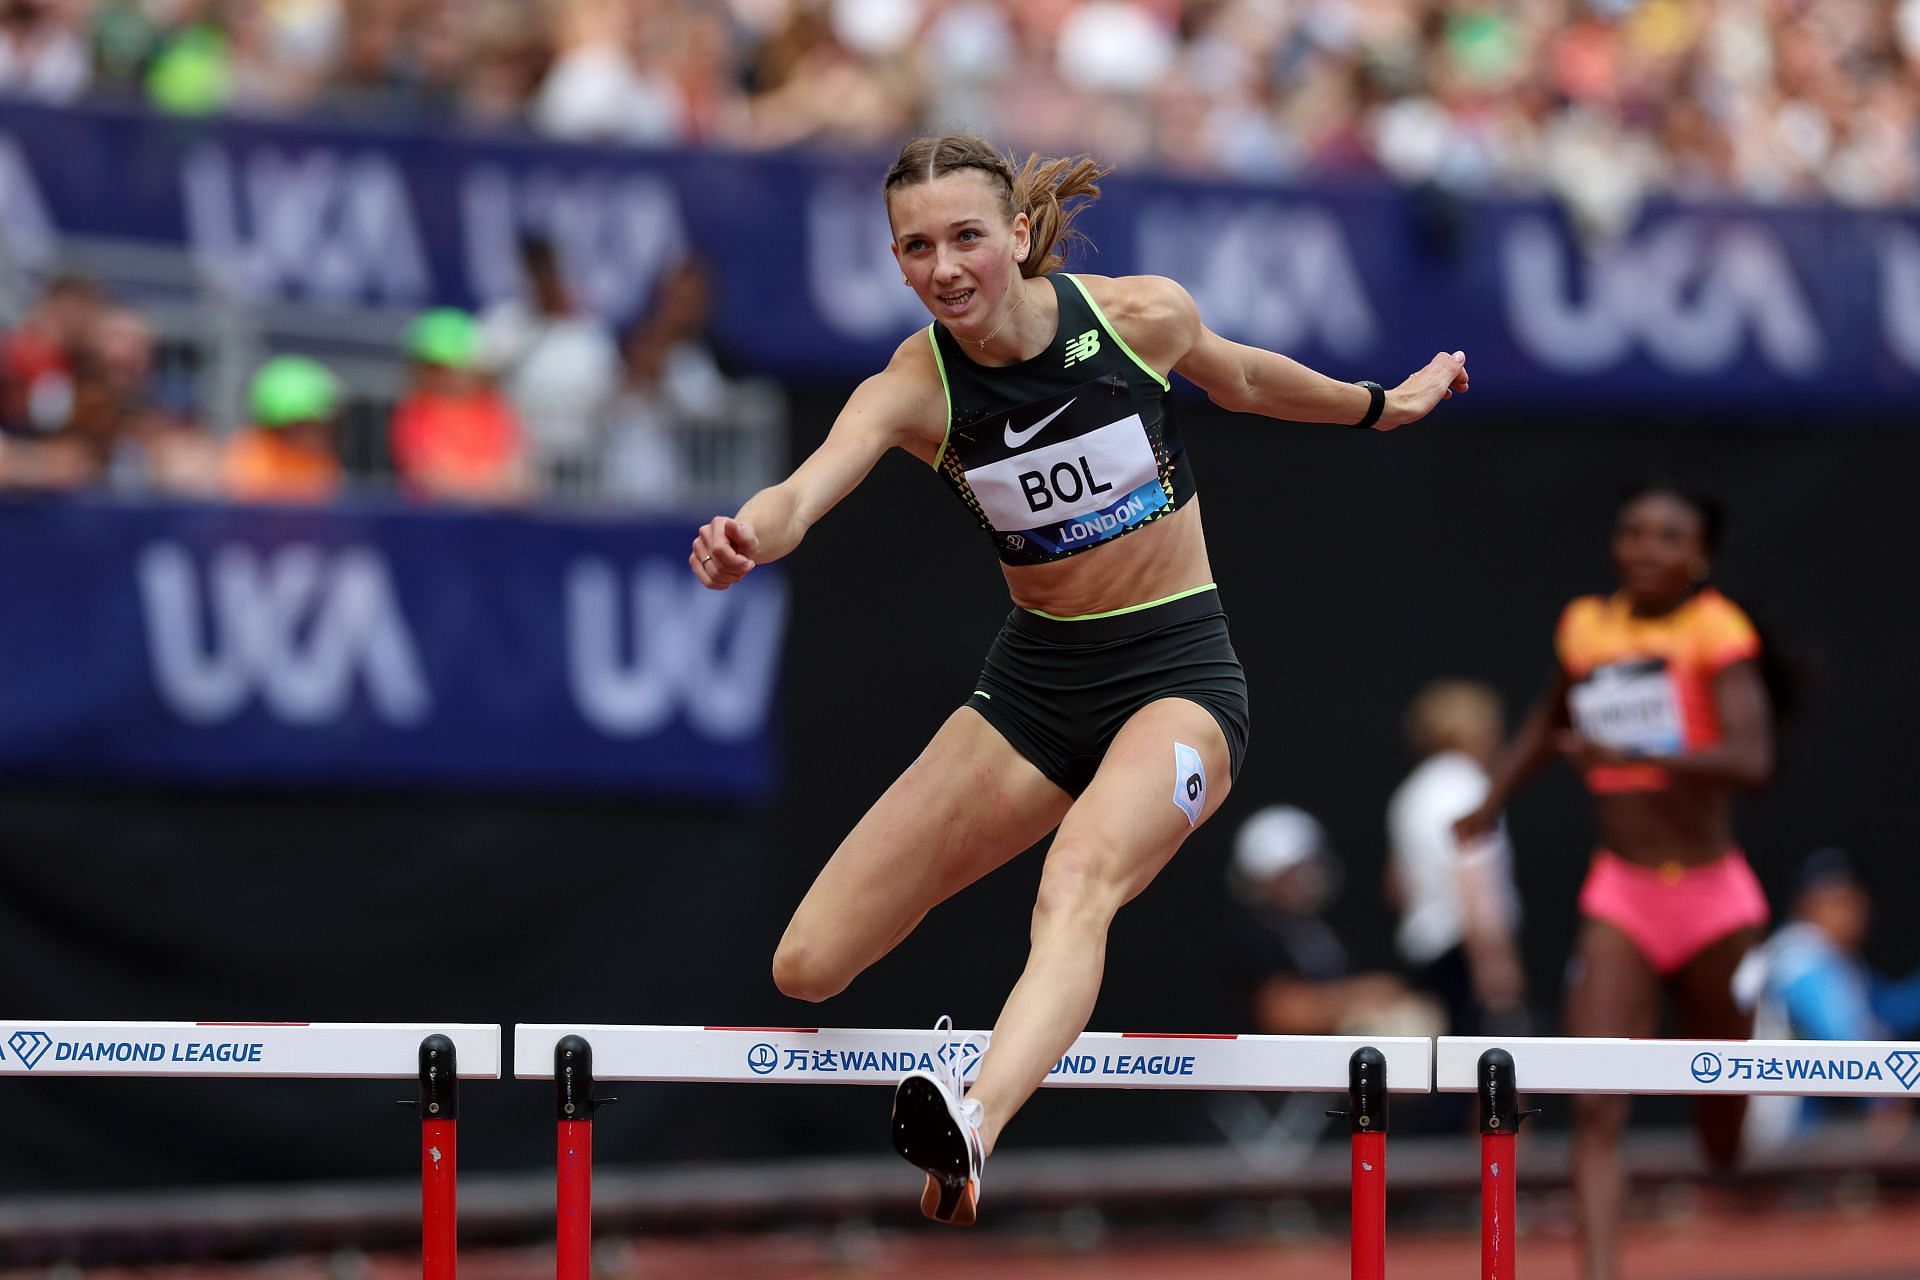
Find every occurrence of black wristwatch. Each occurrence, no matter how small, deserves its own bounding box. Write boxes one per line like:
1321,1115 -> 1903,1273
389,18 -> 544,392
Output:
1349,380 -> 1385,431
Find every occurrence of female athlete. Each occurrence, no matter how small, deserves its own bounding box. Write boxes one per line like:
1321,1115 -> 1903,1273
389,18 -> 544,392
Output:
692,133 -> 1470,1225
1456,485 -> 1775,1280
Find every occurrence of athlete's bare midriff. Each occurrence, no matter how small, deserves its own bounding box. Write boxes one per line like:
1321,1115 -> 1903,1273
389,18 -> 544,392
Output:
1000,499 -> 1215,616
1590,786 -> 1736,868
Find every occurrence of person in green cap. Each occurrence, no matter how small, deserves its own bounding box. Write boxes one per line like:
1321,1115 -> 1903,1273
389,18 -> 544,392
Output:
222,354 -> 344,503
388,307 -> 526,504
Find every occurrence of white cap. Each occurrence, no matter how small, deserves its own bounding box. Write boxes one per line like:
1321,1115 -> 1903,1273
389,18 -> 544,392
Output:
1230,805 -> 1329,884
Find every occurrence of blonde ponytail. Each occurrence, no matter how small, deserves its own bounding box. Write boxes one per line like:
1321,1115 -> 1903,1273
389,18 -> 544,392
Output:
1009,153 -> 1111,277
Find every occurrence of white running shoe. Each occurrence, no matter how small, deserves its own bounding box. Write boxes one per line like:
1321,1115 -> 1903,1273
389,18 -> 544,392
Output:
890,1016 -> 986,1225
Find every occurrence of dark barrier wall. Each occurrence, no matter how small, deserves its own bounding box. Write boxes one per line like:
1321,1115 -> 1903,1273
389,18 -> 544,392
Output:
2,399 -> 1917,1190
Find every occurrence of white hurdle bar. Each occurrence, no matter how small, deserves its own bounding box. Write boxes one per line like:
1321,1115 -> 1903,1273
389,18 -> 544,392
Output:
1435,1036 -> 1920,1097
517,1025 -> 1429,1280
515,1024 -> 1432,1090
1436,1036 -> 1920,1280
0,1021 -> 500,1280
0,1021 -> 500,1079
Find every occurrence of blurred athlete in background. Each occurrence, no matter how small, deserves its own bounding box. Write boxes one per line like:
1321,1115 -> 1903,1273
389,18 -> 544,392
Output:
1457,484 -> 1775,1280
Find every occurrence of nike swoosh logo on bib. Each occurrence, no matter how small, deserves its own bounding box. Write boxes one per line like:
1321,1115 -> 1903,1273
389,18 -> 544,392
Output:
1004,398 -> 1076,449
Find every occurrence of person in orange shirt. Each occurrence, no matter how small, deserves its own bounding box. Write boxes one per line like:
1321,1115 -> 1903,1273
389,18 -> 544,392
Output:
1457,484 -> 1776,1280
222,355 -> 345,503
388,308 -> 526,504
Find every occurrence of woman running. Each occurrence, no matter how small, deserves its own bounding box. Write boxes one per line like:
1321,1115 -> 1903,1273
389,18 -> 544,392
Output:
1455,484 -> 1775,1280
691,133 -> 1469,1225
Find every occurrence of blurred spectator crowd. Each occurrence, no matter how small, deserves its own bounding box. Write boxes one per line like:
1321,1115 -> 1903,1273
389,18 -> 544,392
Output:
0,244 -> 746,506
2,0 -> 1918,210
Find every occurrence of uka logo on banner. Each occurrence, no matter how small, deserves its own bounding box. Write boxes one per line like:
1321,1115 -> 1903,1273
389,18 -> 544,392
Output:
1502,216 -> 1822,376
461,164 -> 690,322
807,178 -> 930,339
137,542 -> 431,727
1878,222 -> 1920,374
0,134 -> 55,277
182,143 -> 431,305
1136,200 -> 1378,357
566,559 -> 787,740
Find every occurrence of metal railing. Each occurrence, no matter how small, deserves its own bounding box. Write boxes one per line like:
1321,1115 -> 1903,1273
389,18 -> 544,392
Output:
3,235 -> 784,511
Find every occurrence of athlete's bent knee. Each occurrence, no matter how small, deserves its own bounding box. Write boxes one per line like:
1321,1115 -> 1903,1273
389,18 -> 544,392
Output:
771,939 -> 848,1004
1031,840 -> 1126,938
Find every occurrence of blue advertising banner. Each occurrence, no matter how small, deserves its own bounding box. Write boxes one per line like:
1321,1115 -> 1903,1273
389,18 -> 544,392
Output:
0,497 -> 785,797
1,100 -> 1916,412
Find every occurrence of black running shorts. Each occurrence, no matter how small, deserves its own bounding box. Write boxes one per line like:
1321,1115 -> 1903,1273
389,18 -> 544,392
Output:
965,586 -> 1250,797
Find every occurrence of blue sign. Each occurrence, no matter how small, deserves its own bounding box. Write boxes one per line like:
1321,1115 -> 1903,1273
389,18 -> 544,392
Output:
0,497 -> 785,798
1,101 -> 1916,413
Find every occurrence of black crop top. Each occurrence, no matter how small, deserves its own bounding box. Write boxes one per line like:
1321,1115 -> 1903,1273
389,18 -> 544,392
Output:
927,273 -> 1195,567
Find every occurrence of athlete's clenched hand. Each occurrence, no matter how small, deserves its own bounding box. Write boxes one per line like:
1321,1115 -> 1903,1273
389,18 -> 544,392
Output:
691,516 -> 759,589
1376,350 -> 1469,431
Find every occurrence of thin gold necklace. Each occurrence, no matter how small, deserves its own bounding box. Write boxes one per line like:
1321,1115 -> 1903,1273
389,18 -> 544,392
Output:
976,281 -> 1029,351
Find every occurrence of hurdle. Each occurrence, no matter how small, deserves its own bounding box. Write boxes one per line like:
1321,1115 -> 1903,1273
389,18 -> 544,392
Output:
0,1020 -> 501,1279
1437,1036 -> 1920,1280
517,1024 -> 1431,1280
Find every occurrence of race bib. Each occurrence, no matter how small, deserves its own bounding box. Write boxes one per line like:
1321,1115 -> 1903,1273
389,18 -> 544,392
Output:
965,414 -> 1167,556
1569,658 -> 1683,755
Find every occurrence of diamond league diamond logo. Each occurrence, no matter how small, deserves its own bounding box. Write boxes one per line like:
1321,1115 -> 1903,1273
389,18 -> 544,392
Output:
1887,1050 -> 1920,1091
8,1030 -> 52,1071
936,1039 -> 983,1079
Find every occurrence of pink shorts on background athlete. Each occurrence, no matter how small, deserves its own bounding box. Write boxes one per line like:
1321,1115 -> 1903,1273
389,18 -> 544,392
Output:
1576,849 -> 1770,977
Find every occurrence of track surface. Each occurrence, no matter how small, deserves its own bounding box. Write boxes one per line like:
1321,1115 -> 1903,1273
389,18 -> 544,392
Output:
4,1204 -> 1916,1279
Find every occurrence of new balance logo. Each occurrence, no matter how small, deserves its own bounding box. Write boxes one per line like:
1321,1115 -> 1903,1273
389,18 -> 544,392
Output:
8,1031 -> 52,1071
1064,329 -> 1101,367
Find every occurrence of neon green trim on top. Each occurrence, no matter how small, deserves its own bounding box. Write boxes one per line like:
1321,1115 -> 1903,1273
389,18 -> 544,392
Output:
1063,274 -> 1171,392
1024,582 -> 1216,623
927,324 -> 953,470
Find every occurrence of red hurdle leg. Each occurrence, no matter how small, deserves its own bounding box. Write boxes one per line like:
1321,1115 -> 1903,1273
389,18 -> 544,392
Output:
1480,1129 -> 1514,1280
417,1035 -> 459,1280
555,1035 -> 609,1280
558,1119 -> 591,1280
1345,1046 -> 1388,1280
1477,1048 -> 1521,1280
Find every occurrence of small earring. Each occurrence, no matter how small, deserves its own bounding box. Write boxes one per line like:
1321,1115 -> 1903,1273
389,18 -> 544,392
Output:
903,277 -> 911,286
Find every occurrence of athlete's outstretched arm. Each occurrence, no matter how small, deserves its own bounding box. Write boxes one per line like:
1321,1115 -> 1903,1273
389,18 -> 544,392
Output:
691,339 -> 937,589
1143,277 -> 1468,430
1455,667 -> 1572,842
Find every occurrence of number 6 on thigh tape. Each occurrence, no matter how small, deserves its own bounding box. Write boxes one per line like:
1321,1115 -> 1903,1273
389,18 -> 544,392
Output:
1172,741 -> 1206,827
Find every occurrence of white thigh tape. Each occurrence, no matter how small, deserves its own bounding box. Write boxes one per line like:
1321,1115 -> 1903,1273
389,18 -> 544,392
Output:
1172,741 -> 1206,826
